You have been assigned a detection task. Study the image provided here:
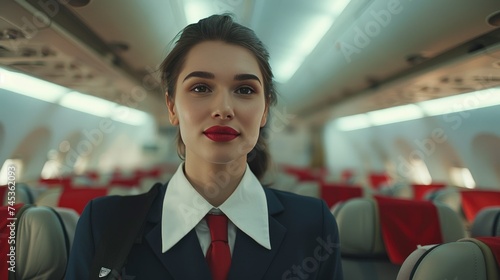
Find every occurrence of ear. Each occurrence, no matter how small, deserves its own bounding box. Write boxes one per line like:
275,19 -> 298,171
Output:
260,105 -> 268,127
165,91 -> 179,126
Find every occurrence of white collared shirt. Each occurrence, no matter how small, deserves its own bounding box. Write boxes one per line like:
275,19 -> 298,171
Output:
161,163 -> 271,255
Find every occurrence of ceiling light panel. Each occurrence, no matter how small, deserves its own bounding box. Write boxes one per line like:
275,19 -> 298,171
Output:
336,113 -> 371,131
251,0 -> 351,83
419,87 -> 500,116
367,104 -> 424,126
0,67 -> 68,103
184,1 -> 215,24
59,91 -> 117,117
111,106 -> 150,126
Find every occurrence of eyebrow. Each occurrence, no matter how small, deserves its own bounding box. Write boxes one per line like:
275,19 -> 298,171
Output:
183,71 -> 214,82
183,71 -> 262,85
234,74 -> 262,85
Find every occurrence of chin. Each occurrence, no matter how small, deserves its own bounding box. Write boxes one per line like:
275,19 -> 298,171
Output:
206,157 -> 242,166
204,152 -> 248,167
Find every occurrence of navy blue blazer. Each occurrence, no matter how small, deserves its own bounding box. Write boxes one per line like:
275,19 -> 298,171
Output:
65,184 -> 343,279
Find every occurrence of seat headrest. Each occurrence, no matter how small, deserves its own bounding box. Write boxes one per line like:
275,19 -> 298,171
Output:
58,188 -> 108,214
410,184 -> 446,200
333,197 -> 465,261
471,207 -> 500,237
461,190 -> 500,222
16,205 -> 68,279
397,237 -> 500,280
37,188 -> 107,214
431,188 -> 461,213
388,182 -> 412,199
321,183 -> 364,208
52,207 -> 80,250
332,198 -> 385,255
1,183 -> 34,205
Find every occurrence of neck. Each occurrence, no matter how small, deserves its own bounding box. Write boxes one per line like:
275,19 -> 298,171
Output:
183,156 -> 247,207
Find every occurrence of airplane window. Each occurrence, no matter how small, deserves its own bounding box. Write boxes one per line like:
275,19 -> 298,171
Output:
40,160 -> 62,179
9,127 -> 51,181
73,156 -> 89,175
0,159 -> 23,185
40,149 -> 63,179
471,133 -> 500,187
54,133 -> 84,175
450,167 -> 476,189
411,158 -> 433,185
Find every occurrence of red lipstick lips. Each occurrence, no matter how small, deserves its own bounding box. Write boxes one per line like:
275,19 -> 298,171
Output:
203,126 -> 240,142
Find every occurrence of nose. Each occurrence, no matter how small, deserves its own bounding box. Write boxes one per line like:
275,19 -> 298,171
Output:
212,92 -> 234,120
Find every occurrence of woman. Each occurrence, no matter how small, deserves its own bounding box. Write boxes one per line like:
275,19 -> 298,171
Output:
66,14 -> 343,280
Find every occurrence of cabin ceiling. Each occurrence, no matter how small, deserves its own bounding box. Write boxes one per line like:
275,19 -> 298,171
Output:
1,0 -> 499,128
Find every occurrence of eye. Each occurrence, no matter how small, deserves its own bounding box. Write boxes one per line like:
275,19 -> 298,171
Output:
235,86 -> 255,95
191,84 -> 211,93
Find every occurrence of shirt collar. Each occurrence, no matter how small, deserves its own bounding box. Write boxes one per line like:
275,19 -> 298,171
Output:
161,163 -> 270,253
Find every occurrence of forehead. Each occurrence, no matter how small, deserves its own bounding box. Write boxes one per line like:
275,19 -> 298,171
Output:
179,41 -> 263,80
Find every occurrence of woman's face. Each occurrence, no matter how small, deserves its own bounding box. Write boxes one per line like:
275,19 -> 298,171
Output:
167,41 -> 268,166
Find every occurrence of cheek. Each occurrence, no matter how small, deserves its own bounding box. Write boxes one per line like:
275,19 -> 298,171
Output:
241,103 -> 266,133
175,102 -> 201,143
176,100 -> 205,125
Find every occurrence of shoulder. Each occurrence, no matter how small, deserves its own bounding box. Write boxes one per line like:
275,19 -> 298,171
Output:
86,195 -> 123,212
80,183 -> 165,229
263,187 -> 341,264
265,187 -> 326,210
76,195 -> 128,235
81,183 -> 166,227
264,187 -> 336,228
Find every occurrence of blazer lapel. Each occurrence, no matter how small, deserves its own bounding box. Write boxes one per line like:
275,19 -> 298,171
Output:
227,188 -> 287,280
145,222 -> 211,280
143,184 -> 211,280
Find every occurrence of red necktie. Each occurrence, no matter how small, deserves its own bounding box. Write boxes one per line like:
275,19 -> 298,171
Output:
206,214 -> 231,280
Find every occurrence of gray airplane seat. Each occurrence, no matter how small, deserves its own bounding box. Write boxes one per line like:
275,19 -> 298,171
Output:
397,237 -> 500,280
332,197 -> 466,280
428,188 -> 462,213
13,205 -> 70,279
1,183 -> 35,205
52,207 -> 80,250
381,182 -> 412,199
471,207 -> 500,237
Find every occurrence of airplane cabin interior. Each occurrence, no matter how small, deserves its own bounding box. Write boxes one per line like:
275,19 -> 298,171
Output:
1,0 -> 500,279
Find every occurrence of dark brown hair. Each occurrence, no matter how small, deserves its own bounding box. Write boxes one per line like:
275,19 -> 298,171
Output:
160,14 -> 277,180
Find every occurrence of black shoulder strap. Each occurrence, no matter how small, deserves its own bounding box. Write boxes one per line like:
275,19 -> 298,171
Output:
89,183 -> 161,280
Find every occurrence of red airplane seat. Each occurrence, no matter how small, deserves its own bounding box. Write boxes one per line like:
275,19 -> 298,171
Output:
38,177 -> 72,189
368,173 -> 392,190
320,182 -> 363,208
460,190 -> 500,223
411,183 -> 447,200
340,169 -> 355,183
36,187 -> 108,214
332,196 -> 465,280
281,165 -> 323,182
108,176 -> 141,188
